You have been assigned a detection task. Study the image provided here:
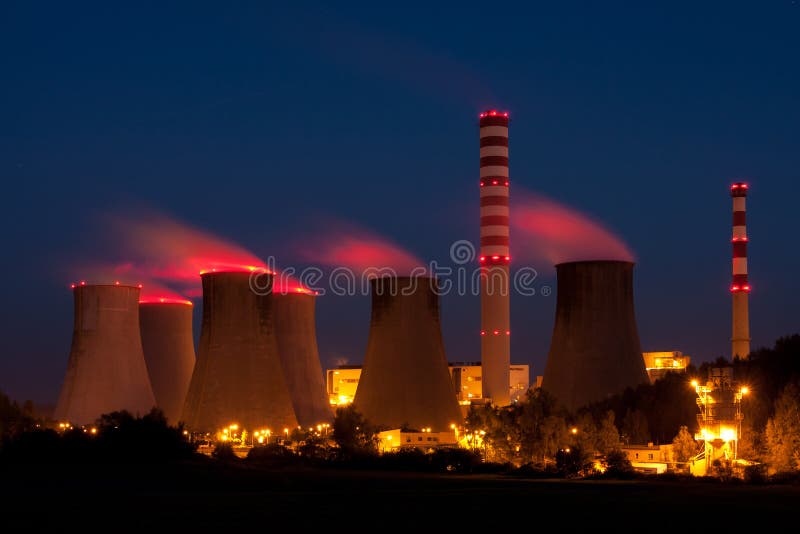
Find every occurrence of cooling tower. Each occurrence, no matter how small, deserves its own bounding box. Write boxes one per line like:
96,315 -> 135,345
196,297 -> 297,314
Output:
54,283 -> 156,424
730,182 -> 751,360
479,109 -> 511,406
541,261 -> 648,411
181,271 -> 297,433
139,299 -> 196,423
354,277 -> 462,431
273,291 -> 332,427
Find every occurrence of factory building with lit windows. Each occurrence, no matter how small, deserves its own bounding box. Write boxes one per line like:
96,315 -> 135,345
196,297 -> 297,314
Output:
326,363 -> 530,408
642,351 -> 691,383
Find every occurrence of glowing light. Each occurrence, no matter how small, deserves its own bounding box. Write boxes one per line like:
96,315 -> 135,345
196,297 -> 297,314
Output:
80,281 -> 86,286
257,436 -> 264,444
741,386 -> 749,395
479,256 -> 486,262
493,330 -> 499,335
506,330 -> 510,335
70,284 -> 76,289
480,330 -> 486,336
199,264 -> 271,275
492,255 -> 499,260
720,427 -> 736,442
139,297 -> 193,305
492,180 -> 498,185
691,380 -> 699,388
90,427 -> 97,435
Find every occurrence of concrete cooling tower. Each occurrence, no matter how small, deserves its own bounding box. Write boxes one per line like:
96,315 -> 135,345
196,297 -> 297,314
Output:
273,291 -> 333,427
55,283 -> 156,424
181,271 -> 297,433
139,299 -> 196,423
541,261 -> 649,411
353,277 -> 462,431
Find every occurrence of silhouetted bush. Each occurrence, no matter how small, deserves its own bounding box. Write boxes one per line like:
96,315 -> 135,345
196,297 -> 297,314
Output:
0,408 -> 196,464
245,443 -> 299,466
603,448 -> 636,479
211,442 -> 237,461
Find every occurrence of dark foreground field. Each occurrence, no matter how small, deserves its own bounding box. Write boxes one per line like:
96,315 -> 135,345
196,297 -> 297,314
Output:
3,458 -> 798,529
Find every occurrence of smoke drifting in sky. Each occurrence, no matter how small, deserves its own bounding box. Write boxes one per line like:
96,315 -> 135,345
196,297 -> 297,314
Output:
103,210 -> 267,297
293,218 -> 424,276
511,189 -> 634,265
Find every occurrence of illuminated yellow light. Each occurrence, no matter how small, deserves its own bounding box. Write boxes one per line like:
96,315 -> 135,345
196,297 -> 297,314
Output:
90,428 -> 97,435
691,380 -> 698,388
720,427 -> 736,441
257,436 -> 264,444
387,435 -> 393,440
741,386 -> 749,395
570,427 -> 578,435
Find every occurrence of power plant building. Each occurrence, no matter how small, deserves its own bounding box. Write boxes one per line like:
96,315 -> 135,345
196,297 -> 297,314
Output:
139,298 -> 196,423
353,277 -> 462,431
642,351 -> 691,384
273,291 -> 333,427
181,271 -> 297,433
55,283 -> 156,424
326,363 -> 530,407
541,260 -> 649,411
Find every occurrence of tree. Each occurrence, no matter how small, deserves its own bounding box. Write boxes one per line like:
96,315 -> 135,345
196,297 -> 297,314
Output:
604,448 -> 634,478
671,425 -> 697,464
765,382 -> 800,473
332,405 -> 378,458
622,409 -> 650,445
595,411 -> 621,455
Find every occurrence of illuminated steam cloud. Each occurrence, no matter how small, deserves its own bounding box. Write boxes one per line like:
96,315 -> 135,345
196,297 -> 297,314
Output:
293,218 -> 425,276
511,189 -> 634,265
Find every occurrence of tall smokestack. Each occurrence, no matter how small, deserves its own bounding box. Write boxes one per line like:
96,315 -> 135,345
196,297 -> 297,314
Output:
55,283 -> 156,424
273,291 -> 332,427
730,182 -> 751,359
139,299 -> 196,423
181,271 -> 297,433
354,277 -> 462,431
479,109 -> 511,406
542,261 -> 649,411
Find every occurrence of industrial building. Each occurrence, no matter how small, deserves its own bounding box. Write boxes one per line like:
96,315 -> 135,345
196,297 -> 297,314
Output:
377,428 -> 458,453
326,363 -> 530,407
181,270 -> 298,433
541,260 -> 649,411
692,367 -> 748,475
479,110 -> 512,406
353,277 -> 463,432
55,283 -> 156,424
139,298 -> 196,423
273,290 -> 333,427
642,351 -> 691,383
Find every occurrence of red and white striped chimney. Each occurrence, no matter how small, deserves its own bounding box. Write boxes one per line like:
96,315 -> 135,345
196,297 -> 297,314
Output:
730,182 -> 750,359
479,109 -> 511,406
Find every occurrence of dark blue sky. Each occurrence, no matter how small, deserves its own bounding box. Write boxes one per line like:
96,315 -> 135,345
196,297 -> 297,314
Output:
2,1 -> 798,404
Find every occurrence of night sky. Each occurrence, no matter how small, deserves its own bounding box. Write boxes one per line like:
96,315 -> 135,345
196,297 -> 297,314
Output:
2,1 -> 799,404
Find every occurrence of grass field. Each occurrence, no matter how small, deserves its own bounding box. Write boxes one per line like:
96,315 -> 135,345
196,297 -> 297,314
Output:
3,458 -> 798,529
